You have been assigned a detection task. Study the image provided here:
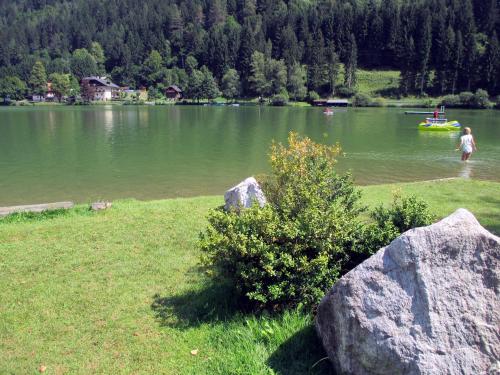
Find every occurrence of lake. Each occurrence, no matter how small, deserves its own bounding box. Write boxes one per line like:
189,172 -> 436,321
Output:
0,105 -> 499,206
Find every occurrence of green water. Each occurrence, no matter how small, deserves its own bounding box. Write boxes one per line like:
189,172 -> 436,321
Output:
0,105 -> 499,206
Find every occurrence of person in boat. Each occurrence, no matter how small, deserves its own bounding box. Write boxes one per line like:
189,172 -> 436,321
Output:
323,107 -> 333,114
456,127 -> 477,161
433,108 -> 439,119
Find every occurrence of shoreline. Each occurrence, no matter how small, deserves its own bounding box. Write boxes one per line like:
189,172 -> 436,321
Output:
2,178 -> 499,222
2,99 -> 499,110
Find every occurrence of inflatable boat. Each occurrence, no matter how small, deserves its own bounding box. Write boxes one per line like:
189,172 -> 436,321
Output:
418,118 -> 461,131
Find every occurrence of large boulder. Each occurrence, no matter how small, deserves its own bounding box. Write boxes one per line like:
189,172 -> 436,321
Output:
224,177 -> 267,211
316,209 -> 499,375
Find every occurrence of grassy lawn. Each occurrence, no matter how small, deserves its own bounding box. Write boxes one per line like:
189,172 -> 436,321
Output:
1,179 -> 499,374
355,69 -> 400,96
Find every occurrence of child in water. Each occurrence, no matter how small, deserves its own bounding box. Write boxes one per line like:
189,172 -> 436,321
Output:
456,127 -> 477,161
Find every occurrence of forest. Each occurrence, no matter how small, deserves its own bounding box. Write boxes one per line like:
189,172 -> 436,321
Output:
0,0 -> 499,100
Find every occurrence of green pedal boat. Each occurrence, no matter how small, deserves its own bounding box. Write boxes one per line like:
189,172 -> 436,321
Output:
418,118 -> 461,131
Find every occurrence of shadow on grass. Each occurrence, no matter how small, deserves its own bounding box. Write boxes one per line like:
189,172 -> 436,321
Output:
267,325 -> 336,375
151,281 -> 244,328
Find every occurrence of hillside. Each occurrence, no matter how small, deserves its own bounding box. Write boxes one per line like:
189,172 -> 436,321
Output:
0,0 -> 499,100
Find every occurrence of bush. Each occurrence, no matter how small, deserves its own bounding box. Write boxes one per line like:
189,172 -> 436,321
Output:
336,86 -> 357,98
307,90 -> 320,102
270,90 -> 289,106
352,92 -> 372,107
361,194 -> 434,255
200,133 -> 365,310
372,97 -> 387,107
147,87 -> 163,101
441,95 -> 461,108
470,89 -> 490,109
495,96 -> 500,109
459,91 -> 474,107
200,134 -> 435,311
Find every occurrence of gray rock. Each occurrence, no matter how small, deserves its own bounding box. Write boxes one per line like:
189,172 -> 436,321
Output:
90,201 -> 112,211
316,209 -> 500,375
224,177 -> 267,211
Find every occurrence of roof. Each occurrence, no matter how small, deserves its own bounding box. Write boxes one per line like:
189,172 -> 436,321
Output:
82,77 -> 120,88
327,99 -> 349,104
166,85 -> 182,93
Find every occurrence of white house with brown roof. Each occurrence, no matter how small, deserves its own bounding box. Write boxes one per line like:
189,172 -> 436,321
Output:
81,77 -> 120,101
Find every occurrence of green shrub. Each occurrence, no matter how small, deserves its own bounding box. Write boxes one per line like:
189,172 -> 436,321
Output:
352,92 -> 372,107
361,194 -> 434,255
270,90 -> 289,106
200,133 -> 364,310
372,97 -> 387,107
307,90 -> 320,102
471,89 -> 490,109
200,134 -> 435,311
336,86 -> 357,98
459,91 -> 474,107
441,95 -> 460,107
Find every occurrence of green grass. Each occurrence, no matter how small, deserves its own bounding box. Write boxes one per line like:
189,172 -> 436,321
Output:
1,179 -> 499,374
355,69 -> 401,96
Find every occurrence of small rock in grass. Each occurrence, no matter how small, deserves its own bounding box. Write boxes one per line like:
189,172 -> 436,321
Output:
90,201 -> 112,211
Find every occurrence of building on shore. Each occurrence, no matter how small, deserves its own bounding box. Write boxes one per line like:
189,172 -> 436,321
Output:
81,77 -> 120,101
32,82 -> 55,102
165,85 -> 183,100
312,99 -> 350,107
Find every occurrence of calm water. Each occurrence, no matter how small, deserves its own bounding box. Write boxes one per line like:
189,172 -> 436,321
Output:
0,105 -> 499,206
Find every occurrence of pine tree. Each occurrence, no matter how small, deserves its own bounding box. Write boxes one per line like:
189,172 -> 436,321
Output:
90,42 -> 106,75
29,61 -> 47,97
307,29 -> 325,92
415,9 -> 432,95
287,63 -> 307,101
483,32 -> 499,93
457,0 -> 477,91
201,66 -> 221,100
344,33 -> 357,89
451,31 -> 464,95
249,51 -> 270,97
142,50 -> 163,86
237,20 -> 256,94
325,42 -> 339,96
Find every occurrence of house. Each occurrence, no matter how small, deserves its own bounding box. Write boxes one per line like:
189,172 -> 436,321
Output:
165,85 -> 183,100
32,82 -> 55,102
81,77 -> 120,101
312,99 -> 350,107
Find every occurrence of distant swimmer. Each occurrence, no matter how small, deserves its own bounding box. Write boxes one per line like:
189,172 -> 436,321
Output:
456,127 -> 477,161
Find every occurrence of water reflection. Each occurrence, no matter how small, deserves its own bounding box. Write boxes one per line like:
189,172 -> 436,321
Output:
458,161 -> 473,179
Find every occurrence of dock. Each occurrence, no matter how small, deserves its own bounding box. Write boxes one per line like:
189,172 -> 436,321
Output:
0,201 -> 74,217
404,111 -> 445,115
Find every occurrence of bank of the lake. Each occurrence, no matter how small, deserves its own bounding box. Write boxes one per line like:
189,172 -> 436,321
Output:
1,179 -> 499,375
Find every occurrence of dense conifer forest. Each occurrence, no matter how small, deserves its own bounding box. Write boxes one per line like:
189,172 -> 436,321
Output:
0,0 -> 498,99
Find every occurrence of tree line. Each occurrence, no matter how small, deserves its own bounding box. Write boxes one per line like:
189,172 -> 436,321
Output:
0,0 -> 498,101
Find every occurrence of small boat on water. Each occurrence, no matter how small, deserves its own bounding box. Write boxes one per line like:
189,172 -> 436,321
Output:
418,118 -> 461,131
323,108 -> 334,116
